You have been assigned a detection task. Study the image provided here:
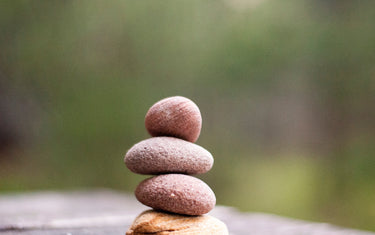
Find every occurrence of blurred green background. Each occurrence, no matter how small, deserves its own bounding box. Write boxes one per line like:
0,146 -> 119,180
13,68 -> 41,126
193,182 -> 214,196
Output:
1,0 -> 375,231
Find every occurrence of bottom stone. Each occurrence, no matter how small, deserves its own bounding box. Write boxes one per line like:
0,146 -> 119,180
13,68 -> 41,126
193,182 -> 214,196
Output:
126,210 -> 228,235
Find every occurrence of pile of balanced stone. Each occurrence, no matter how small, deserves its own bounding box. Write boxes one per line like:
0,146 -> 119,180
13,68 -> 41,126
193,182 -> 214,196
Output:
124,96 -> 228,235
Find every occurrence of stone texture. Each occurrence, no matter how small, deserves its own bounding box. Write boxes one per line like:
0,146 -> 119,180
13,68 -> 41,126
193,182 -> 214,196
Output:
126,209 -> 228,235
135,174 -> 216,216
145,96 -> 202,143
124,137 -> 213,175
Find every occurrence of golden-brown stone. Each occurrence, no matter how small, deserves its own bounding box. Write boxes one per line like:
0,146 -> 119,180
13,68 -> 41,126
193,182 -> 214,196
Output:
126,210 -> 228,235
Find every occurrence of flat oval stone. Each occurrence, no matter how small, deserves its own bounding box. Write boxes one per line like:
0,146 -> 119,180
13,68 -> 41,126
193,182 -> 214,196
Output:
126,210 -> 228,235
145,96 -> 202,143
135,174 -> 216,215
124,137 -> 213,175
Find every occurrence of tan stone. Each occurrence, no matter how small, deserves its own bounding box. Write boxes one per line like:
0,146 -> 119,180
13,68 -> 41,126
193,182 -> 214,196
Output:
126,210 -> 228,235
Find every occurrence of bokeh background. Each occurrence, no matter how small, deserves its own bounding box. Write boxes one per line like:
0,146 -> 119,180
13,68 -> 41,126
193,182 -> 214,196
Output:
1,0 -> 375,231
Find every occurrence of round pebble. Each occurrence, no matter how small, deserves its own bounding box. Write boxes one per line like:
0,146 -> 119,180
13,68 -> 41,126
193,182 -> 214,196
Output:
126,210 -> 228,235
145,96 -> 202,143
135,174 -> 216,216
124,137 -> 213,175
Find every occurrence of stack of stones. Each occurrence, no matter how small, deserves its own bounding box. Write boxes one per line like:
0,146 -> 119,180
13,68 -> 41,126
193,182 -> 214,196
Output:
124,96 -> 228,235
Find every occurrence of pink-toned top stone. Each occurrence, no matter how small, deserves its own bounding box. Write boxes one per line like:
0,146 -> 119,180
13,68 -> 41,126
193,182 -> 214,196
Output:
124,137 -> 213,175
135,174 -> 216,216
145,96 -> 202,143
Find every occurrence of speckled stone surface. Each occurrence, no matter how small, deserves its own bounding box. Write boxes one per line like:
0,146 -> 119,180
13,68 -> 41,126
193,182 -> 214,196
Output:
126,210 -> 228,235
145,96 -> 202,143
135,174 -> 216,216
124,137 -> 213,175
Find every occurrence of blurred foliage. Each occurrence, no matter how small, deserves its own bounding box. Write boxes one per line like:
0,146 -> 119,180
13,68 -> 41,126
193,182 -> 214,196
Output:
0,0 -> 375,231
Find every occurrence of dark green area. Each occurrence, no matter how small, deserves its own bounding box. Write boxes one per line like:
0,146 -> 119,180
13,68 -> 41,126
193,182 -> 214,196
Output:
1,0 -> 374,231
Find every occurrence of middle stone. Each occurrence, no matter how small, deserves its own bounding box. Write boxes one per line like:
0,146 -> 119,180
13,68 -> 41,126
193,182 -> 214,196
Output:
135,174 -> 216,215
124,136 -> 213,175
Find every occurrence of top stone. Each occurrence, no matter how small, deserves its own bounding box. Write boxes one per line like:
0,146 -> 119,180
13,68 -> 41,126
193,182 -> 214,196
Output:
145,96 -> 202,143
